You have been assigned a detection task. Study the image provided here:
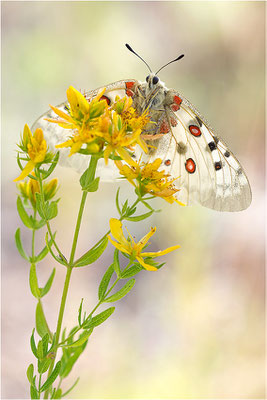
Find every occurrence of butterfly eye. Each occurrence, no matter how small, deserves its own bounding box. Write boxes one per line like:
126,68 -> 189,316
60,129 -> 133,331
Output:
153,76 -> 159,85
146,75 -> 149,82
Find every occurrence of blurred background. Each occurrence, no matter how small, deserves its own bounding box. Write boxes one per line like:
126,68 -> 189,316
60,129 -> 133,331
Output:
2,1 -> 265,399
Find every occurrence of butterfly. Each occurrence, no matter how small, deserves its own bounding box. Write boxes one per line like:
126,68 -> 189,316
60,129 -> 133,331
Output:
32,44 -> 252,212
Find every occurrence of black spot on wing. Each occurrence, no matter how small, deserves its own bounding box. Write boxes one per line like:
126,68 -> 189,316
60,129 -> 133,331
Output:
214,161 -> 222,171
224,151 -> 230,157
207,141 -> 217,151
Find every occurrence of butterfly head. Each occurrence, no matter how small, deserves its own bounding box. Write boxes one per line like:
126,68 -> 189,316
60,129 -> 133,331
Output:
145,74 -> 162,89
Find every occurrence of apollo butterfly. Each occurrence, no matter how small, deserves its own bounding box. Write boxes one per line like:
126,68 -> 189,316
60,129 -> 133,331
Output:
32,44 -> 252,212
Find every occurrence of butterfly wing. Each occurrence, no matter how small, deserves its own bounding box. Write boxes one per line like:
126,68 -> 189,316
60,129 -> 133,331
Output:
134,91 -> 252,212
31,80 -> 138,178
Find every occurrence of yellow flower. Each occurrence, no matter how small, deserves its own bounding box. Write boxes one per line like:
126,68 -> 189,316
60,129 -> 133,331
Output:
47,86 -> 107,131
115,158 -> 184,205
14,125 -> 47,182
98,112 -> 148,165
17,175 -> 58,207
107,218 -> 180,271
46,87 -> 150,163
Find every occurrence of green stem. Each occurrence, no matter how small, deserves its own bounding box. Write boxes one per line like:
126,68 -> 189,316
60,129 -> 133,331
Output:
44,156 -> 98,398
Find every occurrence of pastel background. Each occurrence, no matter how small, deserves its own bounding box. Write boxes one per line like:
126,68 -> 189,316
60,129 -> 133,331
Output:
2,1 -> 265,399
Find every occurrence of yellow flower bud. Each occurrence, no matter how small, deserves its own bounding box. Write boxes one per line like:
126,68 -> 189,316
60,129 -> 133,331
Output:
44,178 -> 58,201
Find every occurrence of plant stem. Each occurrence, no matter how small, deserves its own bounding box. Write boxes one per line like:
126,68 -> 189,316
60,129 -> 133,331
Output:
44,156 -> 98,398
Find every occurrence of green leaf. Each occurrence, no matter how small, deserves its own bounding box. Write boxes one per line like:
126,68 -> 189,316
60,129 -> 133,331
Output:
74,236 -> 108,267
38,357 -> 51,374
81,176 -> 100,192
104,279 -> 135,302
115,188 -> 121,215
98,263 -> 114,300
32,218 -> 46,230
60,347 -> 84,378
78,298 -> 83,327
30,384 -> 39,399
40,361 -> 61,392
29,264 -> 41,298
121,263 -> 143,278
41,151 -> 59,179
122,200 -> 128,215
35,193 -> 46,219
46,200 -> 58,220
45,233 -> 68,267
124,210 -> 154,222
53,388 -> 62,399
27,364 -> 34,385
17,196 -> 34,229
83,307 -> 115,329
36,301 -> 51,339
113,249 -> 121,277
15,228 -> 29,261
40,268 -> 56,298
65,329 -> 93,348
35,233 -> 56,262
41,333 -> 49,356
79,158 -> 98,189
30,329 -> 38,358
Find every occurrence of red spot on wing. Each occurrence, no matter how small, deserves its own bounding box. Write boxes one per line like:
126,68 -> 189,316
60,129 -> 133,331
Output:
173,95 -> 182,105
126,81 -> 135,89
185,158 -> 196,173
189,125 -> 201,137
171,104 -> 180,112
164,159 -> 171,166
126,89 -> 134,97
160,120 -> 170,133
99,95 -> 111,105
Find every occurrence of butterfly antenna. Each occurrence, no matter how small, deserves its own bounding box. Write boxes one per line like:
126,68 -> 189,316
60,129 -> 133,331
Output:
155,54 -> 185,75
125,43 -> 152,73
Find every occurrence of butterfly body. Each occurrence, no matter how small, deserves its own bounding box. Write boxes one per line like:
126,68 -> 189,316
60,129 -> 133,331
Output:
32,75 -> 252,212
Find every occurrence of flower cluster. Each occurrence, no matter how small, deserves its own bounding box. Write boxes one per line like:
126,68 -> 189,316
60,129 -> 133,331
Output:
18,174 -> 58,208
116,158 -> 184,204
46,86 -> 150,165
14,125 -> 50,182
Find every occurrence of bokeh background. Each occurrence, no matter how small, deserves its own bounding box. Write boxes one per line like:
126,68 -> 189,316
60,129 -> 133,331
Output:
2,1 -> 265,399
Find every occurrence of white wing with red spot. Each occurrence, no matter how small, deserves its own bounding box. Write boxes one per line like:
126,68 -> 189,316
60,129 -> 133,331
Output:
134,92 -> 252,212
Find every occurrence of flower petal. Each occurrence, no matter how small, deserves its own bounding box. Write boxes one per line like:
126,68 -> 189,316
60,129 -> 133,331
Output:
136,227 -> 156,252
142,244 -> 180,257
109,218 -> 127,244
107,235 -> 131,255
14,160 -> 36,182
136,256 -> 157,271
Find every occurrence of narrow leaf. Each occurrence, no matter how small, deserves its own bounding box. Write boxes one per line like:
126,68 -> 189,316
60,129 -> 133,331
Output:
26,364 -> 34,385
60,348 -> 83,378
104,279 -> 135,302
35,233 -> 56,262
53,388 -> 62,399
38,357 -> 51,374
121,263 -> 143,279
42,151 -> 59,179
124,210 -> 154,222
113,249 -> 121,277
82,177 -> 100,192
40,361 -> 61,392
29,264 -> 41,298
115,188 -> 121,215
40,268 -> 56,298
30,384 -> 39,399
17,196 -> 34,228
83,307 -> 115,329
78,298 -> 83,326
74,236 -> 108,267
46,201 -> 58,220
122,200 -> 128,215
35,193 -> 46,219
45,233 -> 68,266
30,329 -> 38,358
65,329 -> 92,348
15,228 -> 29,261
36,301 -> 51,339
98,263 -> 114,300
